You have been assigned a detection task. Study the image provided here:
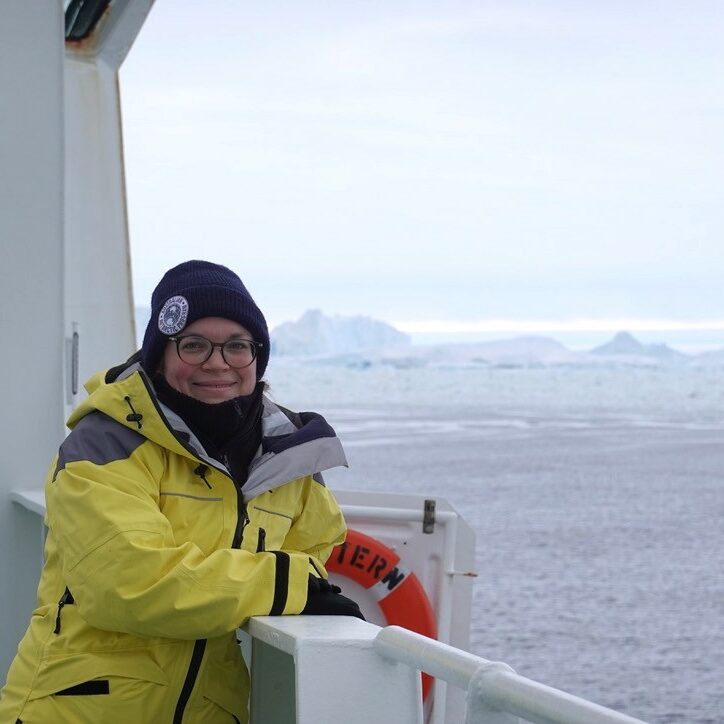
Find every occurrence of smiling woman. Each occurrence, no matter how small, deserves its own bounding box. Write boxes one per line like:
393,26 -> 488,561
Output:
0,260 -> 364,724
162,318 -> 260,401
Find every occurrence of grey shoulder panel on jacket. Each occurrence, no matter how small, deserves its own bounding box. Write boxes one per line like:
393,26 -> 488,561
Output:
53,411 -> 146,481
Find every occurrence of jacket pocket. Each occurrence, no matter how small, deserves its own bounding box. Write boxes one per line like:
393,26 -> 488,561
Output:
28,651 -> 168,700
20,652 -> 170,724
159,490 -> 225,555
243,506 -> 293,553
55,680 -> 110,696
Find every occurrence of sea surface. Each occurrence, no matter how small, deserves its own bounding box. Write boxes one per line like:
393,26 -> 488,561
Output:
266,362 -> 724,724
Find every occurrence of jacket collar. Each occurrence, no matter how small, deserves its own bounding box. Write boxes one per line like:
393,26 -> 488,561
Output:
72,362 -> 348,500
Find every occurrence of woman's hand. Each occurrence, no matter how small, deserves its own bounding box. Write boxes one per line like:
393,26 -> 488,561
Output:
299,575 -> 365,619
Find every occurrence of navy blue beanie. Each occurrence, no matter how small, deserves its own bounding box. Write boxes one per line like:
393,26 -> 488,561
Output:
141,260 -> 270,379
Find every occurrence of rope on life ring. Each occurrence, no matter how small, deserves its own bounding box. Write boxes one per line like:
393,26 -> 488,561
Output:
326,528 -> 438,701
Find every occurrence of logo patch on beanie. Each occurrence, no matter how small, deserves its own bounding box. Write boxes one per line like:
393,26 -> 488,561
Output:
158,296 -> 189,335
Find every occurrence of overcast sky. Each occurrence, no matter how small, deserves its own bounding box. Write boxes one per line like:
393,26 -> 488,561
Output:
121,0 -> 724,338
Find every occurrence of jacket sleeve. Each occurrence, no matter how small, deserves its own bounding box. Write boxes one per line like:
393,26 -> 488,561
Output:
46,438 -> 317,641
282,474 -> 347,573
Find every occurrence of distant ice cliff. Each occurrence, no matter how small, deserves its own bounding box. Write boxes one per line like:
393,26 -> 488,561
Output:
134,306 -> 724,369
270,315 -> 724,369
271,309 -> 410,357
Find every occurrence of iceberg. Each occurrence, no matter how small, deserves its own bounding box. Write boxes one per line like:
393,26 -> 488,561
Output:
271,309 -> 410,357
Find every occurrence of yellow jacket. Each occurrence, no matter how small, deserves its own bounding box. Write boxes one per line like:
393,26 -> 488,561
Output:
0,361 -> 347,723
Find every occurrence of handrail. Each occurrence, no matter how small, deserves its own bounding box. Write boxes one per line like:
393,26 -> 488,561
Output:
374,626 -> 649,724
340,503 -> 458,522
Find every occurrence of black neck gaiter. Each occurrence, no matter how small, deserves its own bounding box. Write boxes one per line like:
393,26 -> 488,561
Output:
154,375 -> 264,483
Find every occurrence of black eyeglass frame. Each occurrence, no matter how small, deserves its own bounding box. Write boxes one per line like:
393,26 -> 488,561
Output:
168,335 -> 263,369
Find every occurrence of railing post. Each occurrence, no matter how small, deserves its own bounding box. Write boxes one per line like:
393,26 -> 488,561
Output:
246,616 -> 423,724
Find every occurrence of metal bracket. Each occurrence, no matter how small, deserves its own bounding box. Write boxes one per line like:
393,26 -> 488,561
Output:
71,327 -> 79,396
423,498 -> 435,534
66,323 -> 79,405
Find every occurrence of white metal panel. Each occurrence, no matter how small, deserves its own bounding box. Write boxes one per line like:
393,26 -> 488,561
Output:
63,53 -> 136,409
61,0 -> 156,410
0,0 -> 66,681
247,616 -> 424,724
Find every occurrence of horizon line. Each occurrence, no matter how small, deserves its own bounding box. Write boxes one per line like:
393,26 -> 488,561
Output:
391,319 -> 724,334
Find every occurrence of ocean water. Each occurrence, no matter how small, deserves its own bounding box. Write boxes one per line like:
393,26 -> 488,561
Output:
266,362 -> 724,724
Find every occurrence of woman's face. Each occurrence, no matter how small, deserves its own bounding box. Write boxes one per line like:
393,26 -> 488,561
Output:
159,317 -> 258,403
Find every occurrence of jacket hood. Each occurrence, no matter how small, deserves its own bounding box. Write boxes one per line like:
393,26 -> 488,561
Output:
68,360 -> 348,501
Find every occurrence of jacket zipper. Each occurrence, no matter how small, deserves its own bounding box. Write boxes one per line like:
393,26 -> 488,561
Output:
172,639 -> 206,724
136,372 -> 253,552
223,453 -> 249,550
193,464 -> 212,489
134,373 -> 252,719
256,528 -> 266,553
53,587 -> 74,634
174,462 -> 243,720
232,500 -> 250,549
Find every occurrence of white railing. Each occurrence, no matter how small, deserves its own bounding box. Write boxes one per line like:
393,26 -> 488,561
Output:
9,490 -> 650,724
375,626 -> 649,724
244,616 -> 650,724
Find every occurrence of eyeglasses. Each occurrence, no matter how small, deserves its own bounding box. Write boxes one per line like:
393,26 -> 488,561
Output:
169,335 -> 262,369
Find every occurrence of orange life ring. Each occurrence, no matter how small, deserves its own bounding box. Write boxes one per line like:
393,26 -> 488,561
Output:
326,528 -> 437,701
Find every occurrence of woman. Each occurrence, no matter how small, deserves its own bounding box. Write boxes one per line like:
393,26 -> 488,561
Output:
0,260 -> 361,723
